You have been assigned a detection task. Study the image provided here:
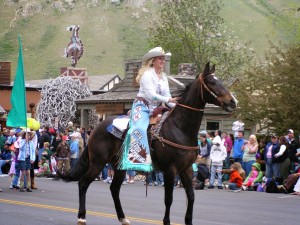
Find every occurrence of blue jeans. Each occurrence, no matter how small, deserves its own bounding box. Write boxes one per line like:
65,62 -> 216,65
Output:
234,158 -> 243,165
70,158 -> 78,169
0,159 -> 7,174
146,171 -> 155,184
127,170 -> 136,177
155,171 -> 164,184
209,165 -> 223,187
266,158 -> 281,178
12,162 -> 20,187
225,153 -> 231,168
228,182 -> 240,190
243,160 -> 255,177
38,148 -> 44,161
101,165 -> 108,180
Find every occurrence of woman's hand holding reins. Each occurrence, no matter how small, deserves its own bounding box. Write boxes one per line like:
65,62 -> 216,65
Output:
168,97 -> 179,103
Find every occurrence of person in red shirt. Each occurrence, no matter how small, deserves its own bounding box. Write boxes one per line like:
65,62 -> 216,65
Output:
227,163 -> 243,192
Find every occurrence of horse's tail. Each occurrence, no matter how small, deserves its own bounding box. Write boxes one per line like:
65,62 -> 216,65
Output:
58,145 -> 90,182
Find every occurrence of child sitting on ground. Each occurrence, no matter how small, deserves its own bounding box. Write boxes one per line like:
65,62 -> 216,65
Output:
226,163 -> 243,192
36,157 -> 51,177
222,162 -> 246,181
242,163 -> 263,191
42,142 -> 52,162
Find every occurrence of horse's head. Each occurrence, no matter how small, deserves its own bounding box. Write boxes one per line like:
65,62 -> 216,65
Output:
199,62 -> 237,112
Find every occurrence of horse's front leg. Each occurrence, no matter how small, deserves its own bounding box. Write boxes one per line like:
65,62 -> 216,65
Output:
179,167 -> 194,225
110,169 -> 130,225
78,167 -> 102,225
162,168 -> 176,225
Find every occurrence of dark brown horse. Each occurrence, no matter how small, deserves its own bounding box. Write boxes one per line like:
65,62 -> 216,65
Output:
65,25 -> 84,67
60,62 -> 237,225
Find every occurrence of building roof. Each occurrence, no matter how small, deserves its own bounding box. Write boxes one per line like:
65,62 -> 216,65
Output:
76,75 -> 192,104
76,91 -> 136,104
22,74 -> 120,91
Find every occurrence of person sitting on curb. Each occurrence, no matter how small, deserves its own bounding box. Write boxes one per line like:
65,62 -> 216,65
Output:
226,163 -> 243,192
222,162 -> 246,181
36,157 -> 51,177
242,163 -> 263,191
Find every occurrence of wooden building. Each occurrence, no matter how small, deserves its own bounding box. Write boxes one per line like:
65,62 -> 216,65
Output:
75,59 -> 238,135
0,61 -> 121,129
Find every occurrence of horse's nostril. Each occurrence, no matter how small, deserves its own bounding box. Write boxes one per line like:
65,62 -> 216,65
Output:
230,99 -> 236,106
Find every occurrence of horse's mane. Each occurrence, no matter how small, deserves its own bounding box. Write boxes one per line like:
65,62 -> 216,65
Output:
172,81 -> 193,103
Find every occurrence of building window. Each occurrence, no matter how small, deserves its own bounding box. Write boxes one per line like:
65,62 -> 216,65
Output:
206,121 -> 220,131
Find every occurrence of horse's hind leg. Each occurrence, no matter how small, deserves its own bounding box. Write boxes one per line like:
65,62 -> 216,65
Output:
162,168 -> 176,225
77,166 -> 103,225
179,168 -> 194,225
110,169 -> 130,225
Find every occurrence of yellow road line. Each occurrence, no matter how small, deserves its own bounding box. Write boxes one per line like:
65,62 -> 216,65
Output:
0,198 -> 182,225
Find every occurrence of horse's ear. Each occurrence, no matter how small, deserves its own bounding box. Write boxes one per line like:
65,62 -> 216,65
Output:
210,64 -> 215,74
204,62 -> 210,75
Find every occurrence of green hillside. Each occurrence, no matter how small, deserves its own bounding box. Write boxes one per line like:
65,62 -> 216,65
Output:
0,0 -> 299,80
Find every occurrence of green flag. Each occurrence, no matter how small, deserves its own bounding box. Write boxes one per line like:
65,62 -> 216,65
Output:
7,36 -> 27,127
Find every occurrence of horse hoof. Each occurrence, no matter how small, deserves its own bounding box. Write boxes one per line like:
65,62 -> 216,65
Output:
77,218 -> 86,225
120,218 -> 131,225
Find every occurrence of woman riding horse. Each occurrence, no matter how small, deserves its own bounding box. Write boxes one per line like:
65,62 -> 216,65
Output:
59,60 -> 237,225
119,47 -> 178,172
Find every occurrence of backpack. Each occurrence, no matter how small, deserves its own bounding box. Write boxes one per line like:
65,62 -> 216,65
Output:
265,178 -> 279,193
196,163 -> 210,182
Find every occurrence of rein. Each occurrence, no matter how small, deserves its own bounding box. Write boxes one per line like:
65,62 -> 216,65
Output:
151,72 -> 234,151
150,130 -> 199,151
176,103 -> 204,112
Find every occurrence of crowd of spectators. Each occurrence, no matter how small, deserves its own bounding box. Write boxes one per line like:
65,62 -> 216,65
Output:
0,124 -> 91,192
193,128 -> 300,195
1,124 -> 299,195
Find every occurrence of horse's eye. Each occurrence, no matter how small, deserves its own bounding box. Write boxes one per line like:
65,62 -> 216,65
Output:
207,79 -> 216,85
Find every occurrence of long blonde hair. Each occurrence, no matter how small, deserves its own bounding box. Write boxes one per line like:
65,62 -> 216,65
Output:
136,57 -> 165,83
233,162 -> 245,175
136,58 -> 154,83
249,134 -> 258,146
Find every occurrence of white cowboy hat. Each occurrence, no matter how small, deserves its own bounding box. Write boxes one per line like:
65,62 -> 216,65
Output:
70,132 -> 77,138
142,47 -> 167,62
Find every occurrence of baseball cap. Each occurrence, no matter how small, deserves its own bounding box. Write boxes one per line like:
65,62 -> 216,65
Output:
62,135 -> 69,141
287,129 -> 294,134
271,133 -> 277,138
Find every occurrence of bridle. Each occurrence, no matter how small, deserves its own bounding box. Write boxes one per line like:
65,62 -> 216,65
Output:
199,73 -> 224,108
151,72 -> 234,151
176,72 -> 222,112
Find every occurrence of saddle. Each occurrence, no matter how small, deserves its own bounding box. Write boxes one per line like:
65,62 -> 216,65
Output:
107,106 -> 170,140
150,106 -> 170,125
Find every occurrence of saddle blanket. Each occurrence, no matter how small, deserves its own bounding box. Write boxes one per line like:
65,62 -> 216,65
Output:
112,116 -> 130,132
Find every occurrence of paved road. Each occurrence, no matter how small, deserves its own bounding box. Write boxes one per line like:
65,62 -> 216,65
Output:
0,175 -> 299,225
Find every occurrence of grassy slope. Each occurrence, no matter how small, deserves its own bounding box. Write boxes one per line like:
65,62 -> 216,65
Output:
0,0 -> 298,80
221,0 -> 300,57
0,1 -> 150,80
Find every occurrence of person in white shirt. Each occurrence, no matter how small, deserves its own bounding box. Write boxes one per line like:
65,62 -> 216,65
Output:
208,136 -> 227,189
119,47 -> 178,172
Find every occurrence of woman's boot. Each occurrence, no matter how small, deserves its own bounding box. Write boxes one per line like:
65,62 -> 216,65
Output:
19,181 -> 25,192
26,179 -> 32,192
31,177 -> 38,189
